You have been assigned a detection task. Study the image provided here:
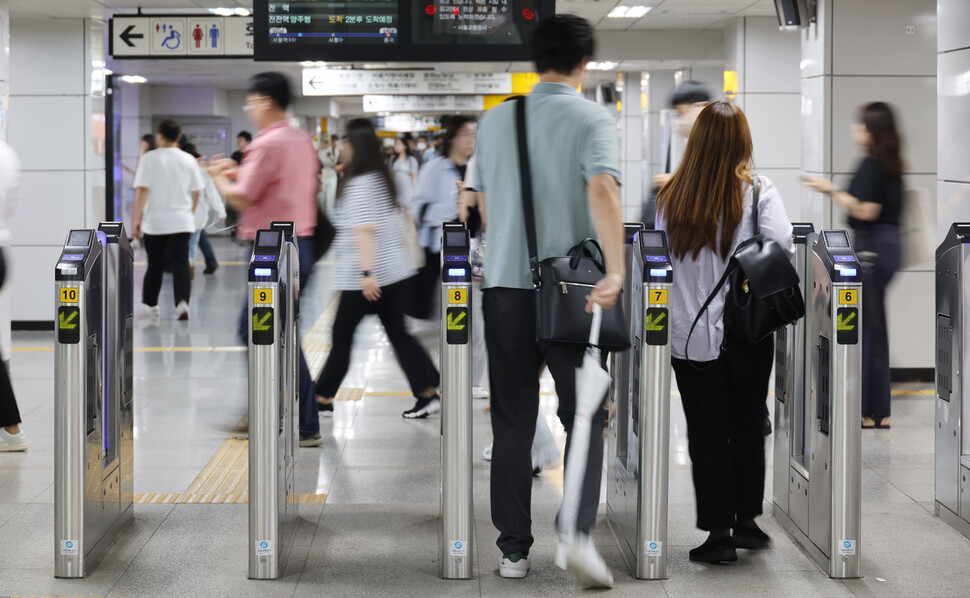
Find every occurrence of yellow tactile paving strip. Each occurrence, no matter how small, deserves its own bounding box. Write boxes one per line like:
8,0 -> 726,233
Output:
301,294 -> 339,380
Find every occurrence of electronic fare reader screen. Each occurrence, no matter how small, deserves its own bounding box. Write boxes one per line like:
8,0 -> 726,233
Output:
266,0 -> 399,47
412,0 -> 541,45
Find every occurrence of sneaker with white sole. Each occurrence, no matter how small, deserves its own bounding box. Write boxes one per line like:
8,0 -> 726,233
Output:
498,551 -> 530,578
0,427 -> 27,452
483,443 -> 492,461
472,386 -> 489,400
558,535 -> 613,589
176,301 -> 190,321
402,395 -> 440,419
142,303 -> 159,318
299,433 -> 324,447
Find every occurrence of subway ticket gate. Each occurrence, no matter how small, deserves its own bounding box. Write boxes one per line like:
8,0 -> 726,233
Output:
247,228 -> 298,580
606,225 -> 673,580
772,224 -> 817,522
773,230 -> 863,579
439,222 -> 474,580
271,222 -> 300,490
934,223 -> 970,539
54,224 -> 134,578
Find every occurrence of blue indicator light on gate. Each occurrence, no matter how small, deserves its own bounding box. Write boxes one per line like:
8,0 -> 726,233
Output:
834,255 -> 854,262
839,268 -> 857,277
649,268 -> 668,277
646,256 -> 667,262
255,255 -> 275,262
61,254 -> 84,261
254,268 -> 273,277
445,255 -> 465,262
448,268 -> 467,277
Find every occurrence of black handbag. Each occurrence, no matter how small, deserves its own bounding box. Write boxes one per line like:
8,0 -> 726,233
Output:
515,97 -> 630,352
686,175 -> 805,363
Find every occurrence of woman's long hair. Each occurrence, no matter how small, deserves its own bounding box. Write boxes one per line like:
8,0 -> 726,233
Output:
338,118 -> 397,206
657,101 -> 754,261
861,102 -> 903,179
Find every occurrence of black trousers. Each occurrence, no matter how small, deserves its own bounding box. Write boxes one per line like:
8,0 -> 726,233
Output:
856,224 -> 901,419
142,232 -> 191,307
0,250 -> 19,428
483,287 -> 607,555
671,332 -> 774,531
315,279 -> 440,398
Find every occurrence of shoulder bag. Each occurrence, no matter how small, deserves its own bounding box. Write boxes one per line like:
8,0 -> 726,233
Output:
685,176 -> 805,364
515,97 -> 630,351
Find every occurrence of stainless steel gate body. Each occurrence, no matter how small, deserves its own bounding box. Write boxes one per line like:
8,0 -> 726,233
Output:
248,227 -> 297,579
935,223 -> 970,539
439,222 -> 473,580
607,226 -> 672,580
54,224 -> 134,578
773,230 -> 863,579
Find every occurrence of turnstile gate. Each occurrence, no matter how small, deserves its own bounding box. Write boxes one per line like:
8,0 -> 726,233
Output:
439,222 -> 474,580
271,222 -> 300,494
934,223 -> 970,539
247,227 -> 298,580
773,229 -> 863,579
772,224 -> 817,520
54,224 -> 134,578
607,226 -> 672,580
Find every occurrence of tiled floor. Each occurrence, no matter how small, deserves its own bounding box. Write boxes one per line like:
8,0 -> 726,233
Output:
1,238 -> 969,597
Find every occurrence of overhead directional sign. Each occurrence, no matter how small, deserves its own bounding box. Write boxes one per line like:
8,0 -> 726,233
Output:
110,15 -> 253,59
304,69 -> 511,97
364,95 -> 484,113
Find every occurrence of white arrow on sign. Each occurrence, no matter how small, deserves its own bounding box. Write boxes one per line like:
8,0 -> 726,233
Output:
111,17 -> 151,57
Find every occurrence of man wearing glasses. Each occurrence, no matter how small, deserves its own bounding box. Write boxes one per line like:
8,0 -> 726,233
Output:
208,72 -> 323,447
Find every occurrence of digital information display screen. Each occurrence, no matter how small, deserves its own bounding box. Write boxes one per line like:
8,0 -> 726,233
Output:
255,0 -> 553,62
266,0 -> 399,47
413,0 -> 541,45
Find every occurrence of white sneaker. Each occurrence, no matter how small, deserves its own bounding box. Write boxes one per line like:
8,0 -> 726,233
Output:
0,427 -> 27,452
560,535 -> 613,589
472,386 -> 489,400
176,301 -> 189,321
141,303 -> 159,318
483,443 -> 492,461
498,553 -> 530,578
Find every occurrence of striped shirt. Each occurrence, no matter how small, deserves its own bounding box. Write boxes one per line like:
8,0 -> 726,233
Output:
333,172 -> 417,290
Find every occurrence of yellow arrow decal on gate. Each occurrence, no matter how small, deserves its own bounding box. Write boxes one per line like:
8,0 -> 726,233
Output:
837,311 -> 856,331
253,311 -> 273,331
447,310 -> 467,331
58,310 -> 79,330
645,311 -> 666,332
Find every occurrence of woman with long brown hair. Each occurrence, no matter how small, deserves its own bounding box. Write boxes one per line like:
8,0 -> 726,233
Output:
804,102 -> 903,429
657,102 -> 794,564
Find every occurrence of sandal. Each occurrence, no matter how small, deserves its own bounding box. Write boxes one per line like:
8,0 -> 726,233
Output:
875,416 -> 891,429
862,416 -> 876,429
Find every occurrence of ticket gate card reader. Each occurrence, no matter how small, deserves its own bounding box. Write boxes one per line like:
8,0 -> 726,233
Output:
270,222 -> 300,484
934,223 -> 970,539
439,222 -> 474,580
55,228 -> 134,578
606,228 -> 672,580
248,229 -> 297,579
773,230 -> 862,579
773,224 -> 817,519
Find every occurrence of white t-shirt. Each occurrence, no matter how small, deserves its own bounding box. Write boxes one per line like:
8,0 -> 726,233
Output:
133,147 -> 204,235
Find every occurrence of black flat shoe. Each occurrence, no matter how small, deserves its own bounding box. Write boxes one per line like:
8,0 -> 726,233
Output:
689,535 -> 737,563
733,520 -> 771,550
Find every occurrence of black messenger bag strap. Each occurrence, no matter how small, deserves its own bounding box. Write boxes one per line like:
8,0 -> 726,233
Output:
515,97 -> 541,287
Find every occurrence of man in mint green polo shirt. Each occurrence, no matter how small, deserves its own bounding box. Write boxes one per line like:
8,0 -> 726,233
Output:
473,14 -> 625,589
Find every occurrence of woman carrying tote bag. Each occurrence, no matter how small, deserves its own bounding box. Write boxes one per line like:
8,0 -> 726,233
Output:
656,102 -> 794,564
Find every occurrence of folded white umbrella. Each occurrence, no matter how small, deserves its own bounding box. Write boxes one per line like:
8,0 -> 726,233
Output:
557,303 -> 612,554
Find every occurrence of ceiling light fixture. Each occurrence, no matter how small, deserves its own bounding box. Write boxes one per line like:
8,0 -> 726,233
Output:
607,5 -> 651,19
120,75 -> 147,84
587,61 -> 618,71
234,8 -> 250,16
209,8 -> 234,17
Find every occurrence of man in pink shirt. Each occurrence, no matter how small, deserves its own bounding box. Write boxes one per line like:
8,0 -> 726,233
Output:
209,72 -> 323,447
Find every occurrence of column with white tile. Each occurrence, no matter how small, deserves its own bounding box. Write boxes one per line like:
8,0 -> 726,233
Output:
801,0 -> 937,369
8,17 -> 106,324
937,0 -> 970,238
618,71 -> 646,222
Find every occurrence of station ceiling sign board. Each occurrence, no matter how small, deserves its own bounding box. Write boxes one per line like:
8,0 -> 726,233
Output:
303,69 -> 511,97
256,0 -> 554,62
110,16 -> 254,58
364,95 -> 485,113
